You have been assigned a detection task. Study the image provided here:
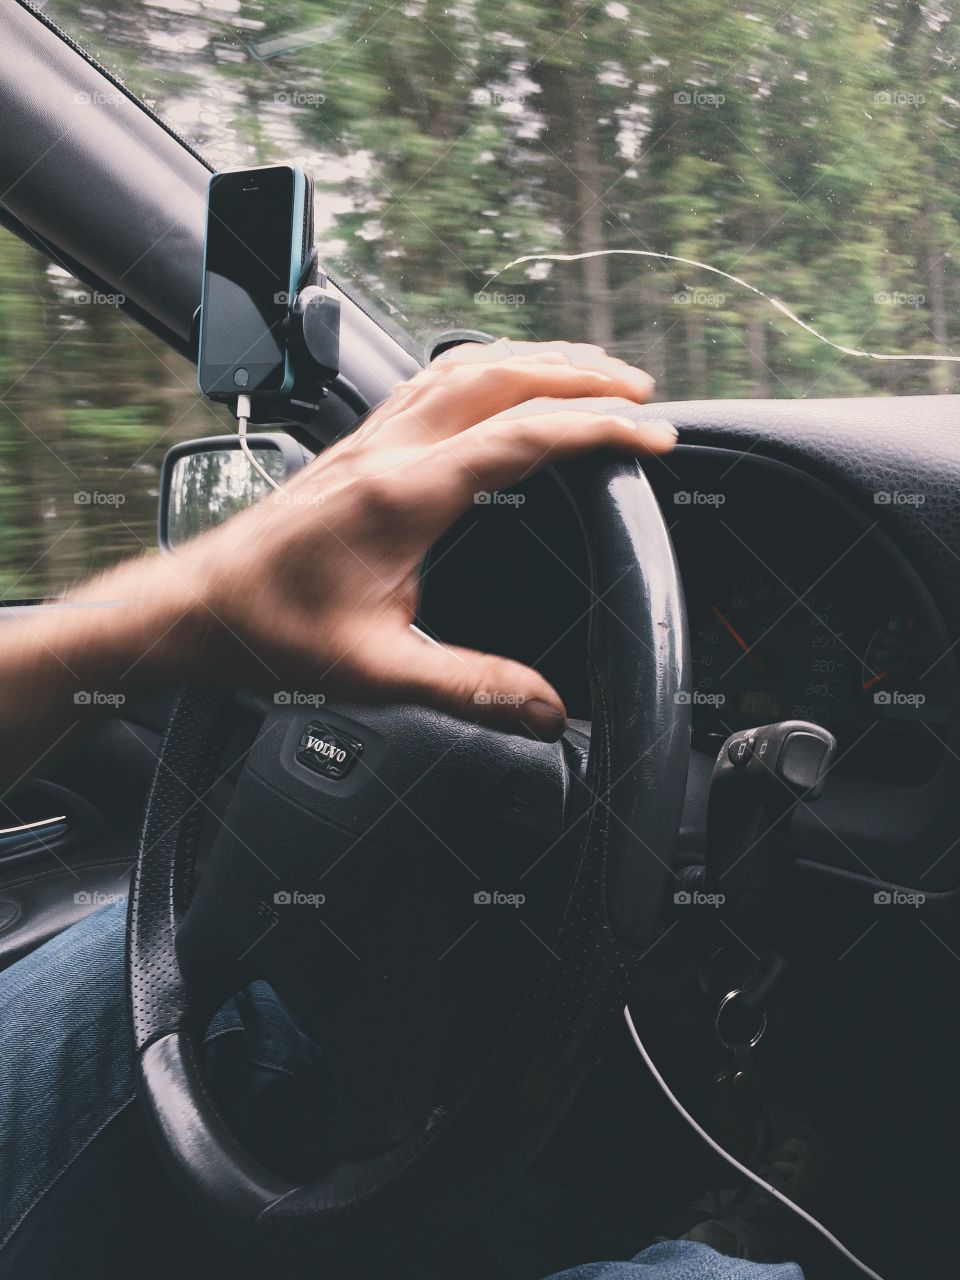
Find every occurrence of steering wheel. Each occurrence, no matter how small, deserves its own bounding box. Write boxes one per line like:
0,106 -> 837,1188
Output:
126,452 -> 690,1273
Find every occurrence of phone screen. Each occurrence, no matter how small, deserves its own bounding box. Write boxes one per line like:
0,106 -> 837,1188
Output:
199,167 -> 297,396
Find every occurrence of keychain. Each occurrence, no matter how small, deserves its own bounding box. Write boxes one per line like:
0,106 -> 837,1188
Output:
711,987 -> 769,1162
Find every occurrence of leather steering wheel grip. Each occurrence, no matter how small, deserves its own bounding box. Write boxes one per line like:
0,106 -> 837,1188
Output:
126,451 -> 690,1263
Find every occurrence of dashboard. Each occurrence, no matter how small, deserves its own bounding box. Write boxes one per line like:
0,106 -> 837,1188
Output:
653,449 -> 951,785
422,446 -> 951,784
419,439 -> 959,890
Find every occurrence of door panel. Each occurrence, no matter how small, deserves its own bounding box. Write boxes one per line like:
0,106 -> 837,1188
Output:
0,694 -> 171,966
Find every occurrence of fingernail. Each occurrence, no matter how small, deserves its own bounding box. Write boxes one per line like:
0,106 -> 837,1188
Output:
635,418 -> 678,441
611,422 -> 680,442
518,699 -> 567,742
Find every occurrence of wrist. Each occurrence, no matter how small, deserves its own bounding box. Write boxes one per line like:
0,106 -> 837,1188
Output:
51,552 -> 210,697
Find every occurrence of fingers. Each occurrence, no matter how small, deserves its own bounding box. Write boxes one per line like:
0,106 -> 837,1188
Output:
407,359 -> 633,431
434,338 -> 657,404
439,404 -> 677,501
370,345 -> 657,447
362,629 -> 568,741
255,402 -> 676,570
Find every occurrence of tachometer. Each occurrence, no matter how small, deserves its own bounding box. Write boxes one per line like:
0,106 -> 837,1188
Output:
691,575 -> 855,736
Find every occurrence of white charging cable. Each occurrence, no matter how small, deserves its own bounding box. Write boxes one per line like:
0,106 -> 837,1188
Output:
236,394 -> 284,494
622,1004 -> 885,1280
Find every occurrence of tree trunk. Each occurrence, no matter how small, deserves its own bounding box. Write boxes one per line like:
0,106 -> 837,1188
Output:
746,306 -> 769,397
572,125 -> 613,348
536,15 -> 612,348
924,210 -> 952,394
685,311 -> 708,398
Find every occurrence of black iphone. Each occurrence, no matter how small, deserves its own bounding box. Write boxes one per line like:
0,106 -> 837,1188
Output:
197,165 -> 308,400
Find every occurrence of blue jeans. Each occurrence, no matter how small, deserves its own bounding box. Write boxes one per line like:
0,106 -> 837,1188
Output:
0,902 -> 802,1279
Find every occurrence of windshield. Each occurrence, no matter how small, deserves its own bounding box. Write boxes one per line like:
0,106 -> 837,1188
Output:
39,1 -> 960,397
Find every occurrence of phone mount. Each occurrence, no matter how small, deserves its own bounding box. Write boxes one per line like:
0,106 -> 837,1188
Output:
190,248 -> 342,421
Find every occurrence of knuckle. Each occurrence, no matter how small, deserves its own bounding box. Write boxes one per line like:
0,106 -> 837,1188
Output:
432,357 -> 461,380
405,365 -> 441,393
359,470 -> 407,518
507,417 -> 548,452
521,413 -> 551,441
458,664 -> 504,718
500,363 -> 540,389
423,360 -> 472,393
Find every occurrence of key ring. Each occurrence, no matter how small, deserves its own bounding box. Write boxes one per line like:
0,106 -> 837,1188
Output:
714,987 -> 767,1051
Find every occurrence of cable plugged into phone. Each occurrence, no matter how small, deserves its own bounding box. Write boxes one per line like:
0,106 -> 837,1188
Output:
193,280 -> 364,425
234,393 -> 283,494
193,165 -> 367,426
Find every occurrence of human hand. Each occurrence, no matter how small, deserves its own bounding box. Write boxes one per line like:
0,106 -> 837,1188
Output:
93,341 -> 677,741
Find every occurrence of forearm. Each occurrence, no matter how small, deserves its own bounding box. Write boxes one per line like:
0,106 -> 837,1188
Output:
0,341 -> 673,794
0,554 -> 202,790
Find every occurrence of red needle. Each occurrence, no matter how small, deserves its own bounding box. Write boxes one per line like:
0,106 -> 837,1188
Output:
862,660 -> 904,692
712,605 -> 767,675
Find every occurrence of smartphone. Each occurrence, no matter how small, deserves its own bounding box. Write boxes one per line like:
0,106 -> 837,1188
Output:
197,165 -> 307,399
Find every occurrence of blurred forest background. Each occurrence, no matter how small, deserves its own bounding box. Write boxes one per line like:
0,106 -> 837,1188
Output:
1,0 -> 958,594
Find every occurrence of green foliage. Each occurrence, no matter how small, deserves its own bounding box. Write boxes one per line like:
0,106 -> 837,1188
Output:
39,0 -> 960,396
0,0 -> 958,595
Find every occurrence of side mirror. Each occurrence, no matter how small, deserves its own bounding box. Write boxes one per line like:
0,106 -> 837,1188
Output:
158,433 -> 312,552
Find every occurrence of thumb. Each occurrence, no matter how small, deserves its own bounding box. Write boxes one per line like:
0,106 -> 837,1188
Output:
369,627 -> 568,741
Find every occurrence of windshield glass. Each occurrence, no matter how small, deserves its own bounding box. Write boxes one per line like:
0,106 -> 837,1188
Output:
42,0 -> 960,398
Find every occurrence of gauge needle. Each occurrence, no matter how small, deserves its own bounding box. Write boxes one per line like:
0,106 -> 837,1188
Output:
712,606 -> 768,675
862,660 -> 904,692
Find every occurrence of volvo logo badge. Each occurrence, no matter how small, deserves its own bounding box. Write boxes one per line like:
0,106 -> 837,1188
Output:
296,722 -> 363,781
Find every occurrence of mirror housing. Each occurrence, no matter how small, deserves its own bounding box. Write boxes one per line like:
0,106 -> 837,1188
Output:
158,433 -> 312,552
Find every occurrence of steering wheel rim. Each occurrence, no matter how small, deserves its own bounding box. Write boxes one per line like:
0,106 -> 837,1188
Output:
126,452 -> 690,1268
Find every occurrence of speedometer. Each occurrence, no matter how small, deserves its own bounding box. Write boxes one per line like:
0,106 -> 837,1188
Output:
691,575 -> 856,736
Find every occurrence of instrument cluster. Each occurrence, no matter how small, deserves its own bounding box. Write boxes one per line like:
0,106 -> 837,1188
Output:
654,451 -> 952,783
